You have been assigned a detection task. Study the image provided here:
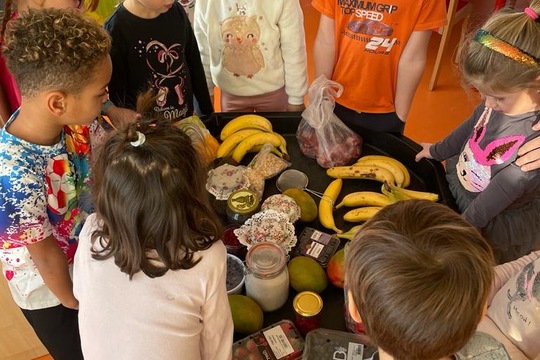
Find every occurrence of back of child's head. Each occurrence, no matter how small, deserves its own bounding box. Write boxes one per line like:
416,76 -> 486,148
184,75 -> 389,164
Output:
459,1 -> 540,93
345,200 -> 495,360
91,94 -> 222,279
1,8 -> 110,98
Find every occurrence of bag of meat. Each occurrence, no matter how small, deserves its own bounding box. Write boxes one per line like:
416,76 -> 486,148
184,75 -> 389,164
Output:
297,75 -> 362,168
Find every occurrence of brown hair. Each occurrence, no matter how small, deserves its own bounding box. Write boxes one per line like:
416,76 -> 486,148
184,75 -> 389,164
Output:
1,8 -> 110,98
345,200 -> 494,360
459,0 -> 540,92
1,0 -> 100,41
90,93 -> 223,279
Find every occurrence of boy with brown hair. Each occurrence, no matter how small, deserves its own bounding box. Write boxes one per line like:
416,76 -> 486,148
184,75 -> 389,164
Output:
0,8 -> 111,359
345,200 -> 511,360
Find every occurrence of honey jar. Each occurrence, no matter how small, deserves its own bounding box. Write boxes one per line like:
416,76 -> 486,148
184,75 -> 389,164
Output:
226,189 -> 260,225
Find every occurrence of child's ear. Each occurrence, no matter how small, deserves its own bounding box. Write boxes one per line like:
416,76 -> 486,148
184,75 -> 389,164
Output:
46,91 -> 68,116
347,290 -> 363,323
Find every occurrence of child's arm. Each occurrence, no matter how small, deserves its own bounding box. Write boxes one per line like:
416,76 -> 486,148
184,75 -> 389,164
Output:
488,250 -> 540,304
200,247 -> 233,359
0,85 -> 10,126
313,14 -> 336,80
26,235 -> 79,309
394,30 -> 431,122
193,1 -> 214,105
461,161 -> 540,229
279,0 -> 308,110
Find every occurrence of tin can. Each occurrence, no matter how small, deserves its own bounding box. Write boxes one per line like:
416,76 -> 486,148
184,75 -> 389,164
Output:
293,291 -> 323,336
226,189 -> 260,225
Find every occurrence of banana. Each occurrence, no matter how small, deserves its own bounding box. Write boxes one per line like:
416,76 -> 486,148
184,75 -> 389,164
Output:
274,133 -> 289,160
216,129 -> 264,158
343,207 -> 382,223
382,182 -> 439,202
337,224 -> 363,240
326,165 -> 395,185
355,158 -> 405,188
335,191 -> 392,209
319,178 -> 343,233
220,114 -> 273,141
231,132 -> 282,163
356,155 -> 410,188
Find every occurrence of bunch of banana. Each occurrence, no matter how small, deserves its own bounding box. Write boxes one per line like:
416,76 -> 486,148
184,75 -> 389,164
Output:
319,178 -> 343,234
355,155 -> 411,188
337,224 -> 363,240
343,207 -> 382,223
217,114 -> 289,163
335,191 -> 392,209
381,181 -> 439,202
326,164 -> 395,185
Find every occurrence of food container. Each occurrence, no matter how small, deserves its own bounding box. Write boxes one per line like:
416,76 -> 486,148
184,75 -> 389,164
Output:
245,242 -> 289,312
233,320 -> 304,360
226,254 -> 245,295
293,291 -> 323,336
293,227 -> 340,267
302,328 -> 374,360
222,225 -> 248,261
226,188 -> 260,225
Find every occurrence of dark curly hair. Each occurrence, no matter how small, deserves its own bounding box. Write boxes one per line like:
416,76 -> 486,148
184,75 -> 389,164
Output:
90,93 -> 223,279
2,8 -> 111,97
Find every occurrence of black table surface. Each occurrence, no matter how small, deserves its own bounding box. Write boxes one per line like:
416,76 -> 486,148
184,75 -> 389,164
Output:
207,112 -> 455,340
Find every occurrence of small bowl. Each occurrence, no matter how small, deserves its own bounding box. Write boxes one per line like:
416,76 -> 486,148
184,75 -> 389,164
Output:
226,253 -> 245,295
223,225 -> 247,261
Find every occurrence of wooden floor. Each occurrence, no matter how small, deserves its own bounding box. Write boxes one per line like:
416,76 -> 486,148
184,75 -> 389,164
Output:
28,3 -> 477,360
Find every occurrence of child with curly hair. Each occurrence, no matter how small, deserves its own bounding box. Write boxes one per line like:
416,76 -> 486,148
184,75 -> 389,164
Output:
0,8 -> 111,359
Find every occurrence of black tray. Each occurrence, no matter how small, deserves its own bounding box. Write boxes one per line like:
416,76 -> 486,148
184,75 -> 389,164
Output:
208,112 -> 456,336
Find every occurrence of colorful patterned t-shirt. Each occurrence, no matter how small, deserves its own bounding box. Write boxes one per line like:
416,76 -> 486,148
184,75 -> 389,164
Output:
0,111 -> 93,310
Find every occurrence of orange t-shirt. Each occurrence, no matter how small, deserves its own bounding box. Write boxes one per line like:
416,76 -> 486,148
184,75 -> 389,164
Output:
312,0 -> 446,113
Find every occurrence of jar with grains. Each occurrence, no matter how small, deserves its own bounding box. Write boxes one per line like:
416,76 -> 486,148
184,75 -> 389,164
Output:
293,291 -> 323,336
226,188 -> 260,225
245,242 -> 289,312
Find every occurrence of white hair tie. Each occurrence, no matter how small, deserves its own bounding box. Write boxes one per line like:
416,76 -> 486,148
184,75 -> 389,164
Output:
130,131 -> 146,147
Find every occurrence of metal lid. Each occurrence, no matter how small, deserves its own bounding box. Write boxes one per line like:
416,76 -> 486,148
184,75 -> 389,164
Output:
245,242 -> 287,278
293,291 -> 323,317
227,189 -> 259,215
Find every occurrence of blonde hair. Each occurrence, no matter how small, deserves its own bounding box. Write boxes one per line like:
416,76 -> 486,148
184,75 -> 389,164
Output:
459,0 -> 540,92
345,200 -> 494,360
2,8 -> 110,97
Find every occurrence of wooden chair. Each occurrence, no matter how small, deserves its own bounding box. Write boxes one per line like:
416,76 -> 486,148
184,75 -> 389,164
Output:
428,0 -> 472,91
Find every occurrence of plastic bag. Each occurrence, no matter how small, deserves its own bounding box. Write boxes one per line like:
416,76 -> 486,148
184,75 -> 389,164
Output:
297,75 -> 362,168
248,143 -> 291,179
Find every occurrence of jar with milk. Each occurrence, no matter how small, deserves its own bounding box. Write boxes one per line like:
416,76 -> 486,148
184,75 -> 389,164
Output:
244,242 -> 289,312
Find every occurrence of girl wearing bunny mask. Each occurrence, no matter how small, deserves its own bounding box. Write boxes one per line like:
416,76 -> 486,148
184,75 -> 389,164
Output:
416,3 -> 540,264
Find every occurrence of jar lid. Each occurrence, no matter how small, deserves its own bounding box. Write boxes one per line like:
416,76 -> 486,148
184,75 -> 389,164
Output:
245,242 -> 287,278
293,291 -> 323,317
227,189 -> 259,215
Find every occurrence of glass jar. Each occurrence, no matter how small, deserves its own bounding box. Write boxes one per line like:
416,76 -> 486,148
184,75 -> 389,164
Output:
226,189 -> 260,225
245,242 -> 289,312
293,291 -> 323,336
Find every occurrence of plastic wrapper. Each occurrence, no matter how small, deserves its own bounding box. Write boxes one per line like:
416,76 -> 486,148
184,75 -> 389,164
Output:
248,143 -> 291,179
303,328 -> 375,359
297,75 -> 362,168
233,320 -> 304,360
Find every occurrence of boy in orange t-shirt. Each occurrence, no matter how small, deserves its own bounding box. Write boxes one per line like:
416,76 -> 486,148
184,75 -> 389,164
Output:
312,0 -> 446,132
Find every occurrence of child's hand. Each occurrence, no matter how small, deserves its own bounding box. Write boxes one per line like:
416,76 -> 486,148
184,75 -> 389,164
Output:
516,123 -> 540,171
287,103 -> 305,112
106,104 -> 141,128
415,142 -> 433,162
